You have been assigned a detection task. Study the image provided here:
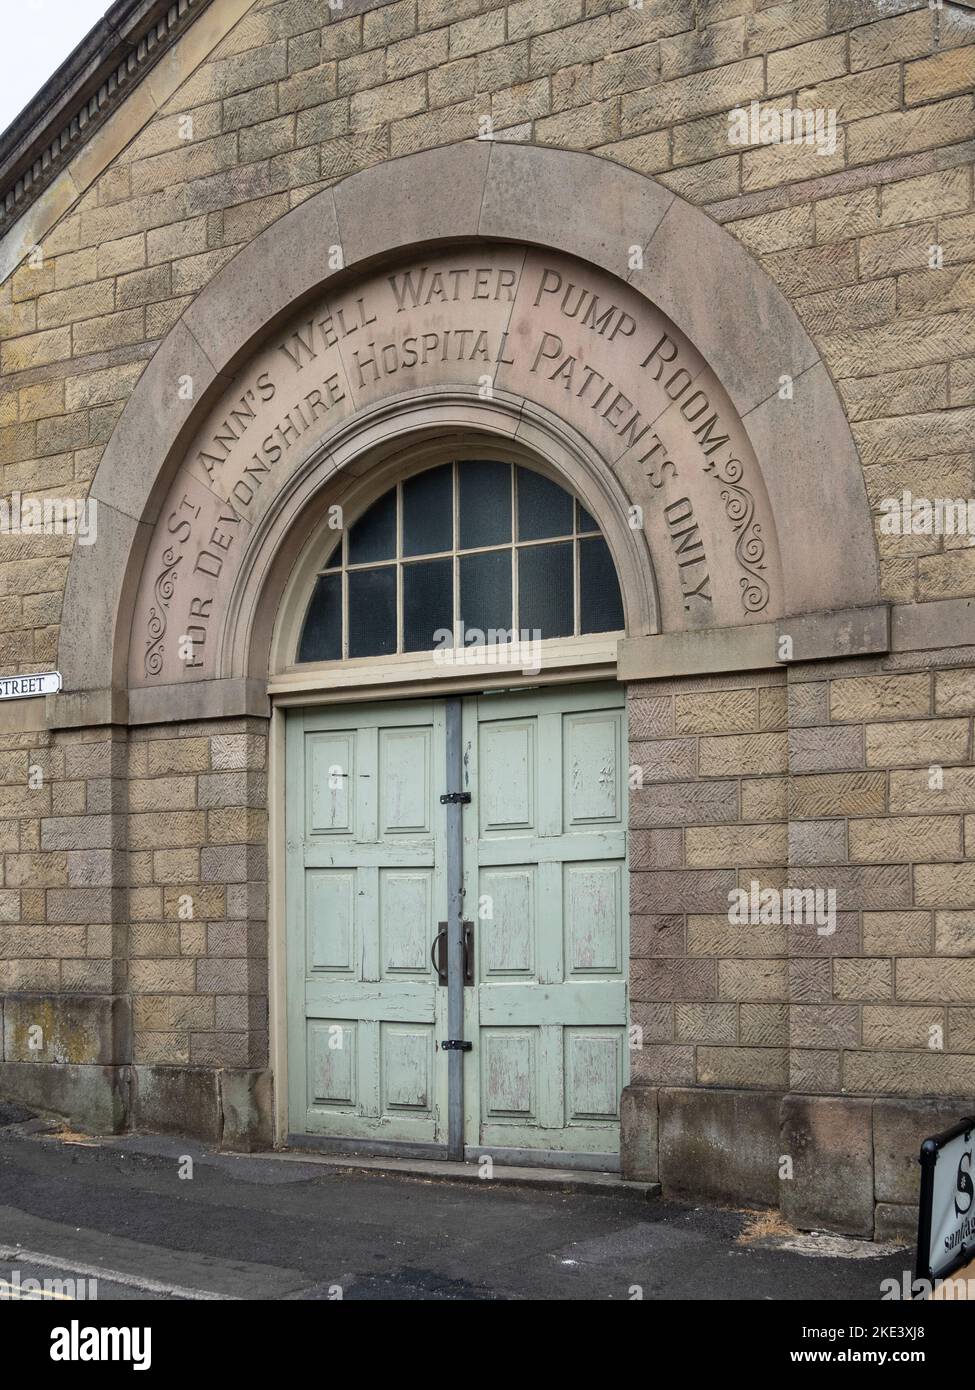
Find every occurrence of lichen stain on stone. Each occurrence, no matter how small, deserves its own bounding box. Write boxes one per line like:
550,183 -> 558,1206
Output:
12,999 -> 96,1064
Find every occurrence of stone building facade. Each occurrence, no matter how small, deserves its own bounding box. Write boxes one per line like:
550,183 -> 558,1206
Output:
0,0 -> 974,1238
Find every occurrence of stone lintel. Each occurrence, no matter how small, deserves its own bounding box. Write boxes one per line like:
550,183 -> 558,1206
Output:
891,597 -> 975,654
127,678 -> 270,726
34,679 -> 268,730
618,622 -> 778,681
44,687 -> 129,732
620,605 -> 894,680
776,603 -> 890,664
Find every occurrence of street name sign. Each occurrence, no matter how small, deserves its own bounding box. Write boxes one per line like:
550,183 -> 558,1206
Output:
917,1117 -> 975,1283
0,671 -> 62,700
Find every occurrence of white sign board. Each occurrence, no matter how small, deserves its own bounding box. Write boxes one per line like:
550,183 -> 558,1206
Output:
918,1118 -> 975,1282
0,671 -> 61,700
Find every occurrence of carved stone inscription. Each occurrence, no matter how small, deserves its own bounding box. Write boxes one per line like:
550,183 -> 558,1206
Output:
130,245 -> 781,685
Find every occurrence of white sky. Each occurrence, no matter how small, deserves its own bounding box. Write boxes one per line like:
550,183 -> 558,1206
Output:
0,0 -> 109,136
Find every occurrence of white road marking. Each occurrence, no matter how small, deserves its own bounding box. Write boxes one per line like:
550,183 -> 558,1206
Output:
0,1246 -> 236,1300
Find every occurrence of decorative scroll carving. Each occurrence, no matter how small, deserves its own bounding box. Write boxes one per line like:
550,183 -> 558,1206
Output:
144,546 -> 181,678
705,456 -> 770,615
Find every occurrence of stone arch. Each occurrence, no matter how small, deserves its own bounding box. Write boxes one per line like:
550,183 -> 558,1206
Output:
59,141 -> 879,712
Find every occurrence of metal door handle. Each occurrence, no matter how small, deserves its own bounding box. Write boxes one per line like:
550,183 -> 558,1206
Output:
463,920 -> 474,987
432,922 -> 474,985
431,925 -> 448,984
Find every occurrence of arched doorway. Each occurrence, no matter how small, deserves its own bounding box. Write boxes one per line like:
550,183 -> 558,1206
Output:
281,453 -> 629,1164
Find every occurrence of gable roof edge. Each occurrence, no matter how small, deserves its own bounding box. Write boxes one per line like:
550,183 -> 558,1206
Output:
0,0 -> 215,239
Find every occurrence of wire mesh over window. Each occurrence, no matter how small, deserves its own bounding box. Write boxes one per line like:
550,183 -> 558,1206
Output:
297,461 -> 624,663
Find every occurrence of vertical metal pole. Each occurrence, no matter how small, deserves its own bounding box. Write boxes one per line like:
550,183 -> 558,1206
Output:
445,697 -> 465,1160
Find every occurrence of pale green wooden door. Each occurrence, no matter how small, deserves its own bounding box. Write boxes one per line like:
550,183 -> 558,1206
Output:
286,701 -> 448,1145
286,685 -> 627,1159
463,684 -> 628,1160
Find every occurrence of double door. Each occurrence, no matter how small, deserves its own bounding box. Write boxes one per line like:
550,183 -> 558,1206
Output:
285,683 -> 627,1164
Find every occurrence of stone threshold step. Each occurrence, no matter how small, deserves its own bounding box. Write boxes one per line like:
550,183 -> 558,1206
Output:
19,1125 -> 660,1202
251,1148 -> 660,1200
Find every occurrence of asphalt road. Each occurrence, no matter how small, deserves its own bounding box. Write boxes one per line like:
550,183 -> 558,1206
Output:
0,1117 -> 911,1302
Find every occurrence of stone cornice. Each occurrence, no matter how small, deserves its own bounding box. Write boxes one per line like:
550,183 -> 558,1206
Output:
0,0 -> 213,236
34,597 -> 973,730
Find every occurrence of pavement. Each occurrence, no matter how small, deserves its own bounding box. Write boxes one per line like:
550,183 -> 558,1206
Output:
0,1108 -> 913,1301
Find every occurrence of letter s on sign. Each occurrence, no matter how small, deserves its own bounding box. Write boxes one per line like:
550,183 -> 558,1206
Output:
954,1148 -> 973,1218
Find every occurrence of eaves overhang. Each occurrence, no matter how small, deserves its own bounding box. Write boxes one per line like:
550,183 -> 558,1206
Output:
0,0 -> 214,236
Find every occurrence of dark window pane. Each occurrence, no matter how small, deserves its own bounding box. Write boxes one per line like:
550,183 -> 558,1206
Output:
458,460 -> 511,550
577,502 -> 599,534
403,557 -> 453,652
403,464 -> 452,557
322,537 -> 342,570
519,542 -> 573,638
348,567 -> 396,657
459,550 -> 512,644
298,573 -> 342,662
580,536 -> 624,633
517,467 -> 574,541
348,489 -> 396,564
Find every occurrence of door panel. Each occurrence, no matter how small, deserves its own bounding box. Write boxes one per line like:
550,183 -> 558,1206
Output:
564,1028 -> 624,1122
379,726 -> 432,833
380,1023 -> 436,1114
379,869 -> 433,976
287,702 -> 448,1144
563,710 -> 624,825
564,862 -> 624,975
481,1029 -> 536,1120
308,1020 -> 356,1107
306,731 -> 355,833
478,866 -> 535,978
306,869 -> 356,973
478,720 -> 536,832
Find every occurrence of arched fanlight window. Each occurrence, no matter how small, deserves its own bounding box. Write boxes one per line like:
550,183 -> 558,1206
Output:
297,460 -> 624,663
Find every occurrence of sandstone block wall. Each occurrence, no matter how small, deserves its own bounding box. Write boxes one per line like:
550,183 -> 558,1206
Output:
629,668 -> 790,1090
0,716 -> 269,1143
630,655 -> 975,1099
